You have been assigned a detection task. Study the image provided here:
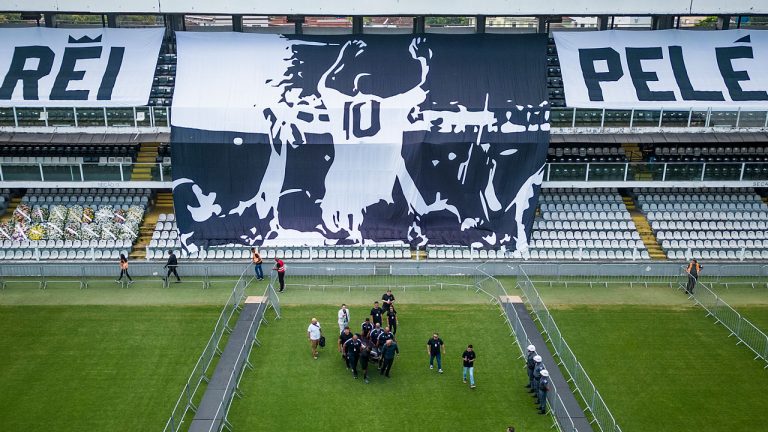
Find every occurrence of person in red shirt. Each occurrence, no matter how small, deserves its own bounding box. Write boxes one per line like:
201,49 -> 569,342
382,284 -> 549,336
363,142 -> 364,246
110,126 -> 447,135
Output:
273,257 -> 286,292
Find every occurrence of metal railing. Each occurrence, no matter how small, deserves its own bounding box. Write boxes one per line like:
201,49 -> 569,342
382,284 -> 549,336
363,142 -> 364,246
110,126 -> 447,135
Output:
550,107 -> 768,130
1,160 -> 765,185
0,263 -> 214,290
162,265 -> 252,432
680,267 -> 768,368
0,106 -> 170,129
475,269 -> 579,432
544,161 -> 768,183
202,278 -> 280,432
0,161 -> 171,182
516,265 -> 623,432
2,106 -> 768,132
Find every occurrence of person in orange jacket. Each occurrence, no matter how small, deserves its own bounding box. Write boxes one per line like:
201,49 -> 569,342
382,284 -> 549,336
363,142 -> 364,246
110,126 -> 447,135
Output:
685,258 -> 701,295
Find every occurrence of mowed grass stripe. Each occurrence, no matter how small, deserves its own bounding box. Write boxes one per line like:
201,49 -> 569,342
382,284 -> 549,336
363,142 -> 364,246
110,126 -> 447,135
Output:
228,304 -> 552,432
0,306 -> 220,432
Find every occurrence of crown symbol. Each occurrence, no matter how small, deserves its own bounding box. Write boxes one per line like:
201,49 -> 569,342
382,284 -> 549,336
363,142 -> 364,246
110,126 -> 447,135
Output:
68,35 -> 103,44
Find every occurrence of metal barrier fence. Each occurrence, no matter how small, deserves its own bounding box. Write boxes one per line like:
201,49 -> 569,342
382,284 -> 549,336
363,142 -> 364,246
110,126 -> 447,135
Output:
162,265 -> 252,432
516,265 -> 623,432
202,276 -> 282,432
475,269 -> 579,432
0,263 -> 221,290
680,267 -> 768,368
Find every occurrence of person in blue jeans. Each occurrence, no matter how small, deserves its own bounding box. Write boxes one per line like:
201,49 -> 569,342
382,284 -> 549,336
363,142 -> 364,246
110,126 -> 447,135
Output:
250,248 -> 264,280
426,333 -> 445,373
462,344 -> 476,389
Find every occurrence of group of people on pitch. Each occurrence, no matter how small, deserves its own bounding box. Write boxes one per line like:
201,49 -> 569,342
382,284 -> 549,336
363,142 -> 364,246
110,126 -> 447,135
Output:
307,289 -> 479,389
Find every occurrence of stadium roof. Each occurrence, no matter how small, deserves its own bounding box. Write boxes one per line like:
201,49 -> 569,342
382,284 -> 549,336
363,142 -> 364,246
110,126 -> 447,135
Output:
4,0 -> 767,16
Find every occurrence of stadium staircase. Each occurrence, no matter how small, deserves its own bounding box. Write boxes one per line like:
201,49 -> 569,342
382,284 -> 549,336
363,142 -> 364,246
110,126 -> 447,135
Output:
621,143 -> 643,162
623,195 -> 666,260
130,191 -> 174,260
0,196 -> 21,223
130,142 -> 161,181
622,143 -> 652,180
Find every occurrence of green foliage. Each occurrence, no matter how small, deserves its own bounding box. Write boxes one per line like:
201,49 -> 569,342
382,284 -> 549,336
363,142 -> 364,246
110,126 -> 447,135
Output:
695,16 -> 718,27
425,16 -> 472,26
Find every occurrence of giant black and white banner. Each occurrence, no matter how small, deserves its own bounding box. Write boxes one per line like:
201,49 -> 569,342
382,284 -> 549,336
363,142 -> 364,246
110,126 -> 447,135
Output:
555,30 -> 768,109
0,27 -> 163,107
171,33 -> 549,251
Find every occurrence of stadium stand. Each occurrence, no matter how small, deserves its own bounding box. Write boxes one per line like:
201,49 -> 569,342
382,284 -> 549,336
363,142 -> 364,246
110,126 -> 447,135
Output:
527,188 -> 649,261
145,214 -> 413,260
150,50 -> 177,107
0,189 -> 148,261
637,188 -> 768,260
0,189 -> 11,218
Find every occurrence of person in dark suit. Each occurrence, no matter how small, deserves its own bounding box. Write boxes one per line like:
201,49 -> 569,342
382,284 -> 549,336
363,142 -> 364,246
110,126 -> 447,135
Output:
164,250 -> 181,283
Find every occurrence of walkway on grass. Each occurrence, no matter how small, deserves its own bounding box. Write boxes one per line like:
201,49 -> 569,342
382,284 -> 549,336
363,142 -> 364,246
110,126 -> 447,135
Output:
501,297 -> 594,432
188,296 -> 268,432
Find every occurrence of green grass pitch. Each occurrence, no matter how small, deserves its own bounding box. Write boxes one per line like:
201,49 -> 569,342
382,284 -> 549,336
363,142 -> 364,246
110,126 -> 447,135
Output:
0,276 -> 766,432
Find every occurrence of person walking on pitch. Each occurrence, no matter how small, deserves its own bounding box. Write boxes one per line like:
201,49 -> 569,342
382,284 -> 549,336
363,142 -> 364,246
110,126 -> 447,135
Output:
370,301 -> 384,327
387,305 -> 398,335
685,258 -> 702,295
338,304 -> 351,334
344,333 -> 363,379
307,318 -> 322,360
361,318 -> 373,339
462,344 -> 477,389
427,333 -> 445,373
163,250 -> 181,283
116,253 -> 133,284
274,257 -> 286,292
379,339 -> 400,378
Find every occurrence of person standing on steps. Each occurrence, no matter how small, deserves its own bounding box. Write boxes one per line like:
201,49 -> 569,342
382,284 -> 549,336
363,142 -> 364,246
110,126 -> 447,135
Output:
538,369 -> 551,415
338,304 -> 351,334
427,333 -> 445,373
525,345 -> 537,390
685,258 -> 702,295
116,253 -> 133,285
163,250 -> 181,284
251,247 -> 264,280
462,344 -> 476,389
274,257 -> 286,292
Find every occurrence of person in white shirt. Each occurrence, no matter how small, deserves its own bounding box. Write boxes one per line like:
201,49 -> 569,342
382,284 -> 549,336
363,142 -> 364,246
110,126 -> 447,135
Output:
307,318 -> 322,360
337,304 -> 350,334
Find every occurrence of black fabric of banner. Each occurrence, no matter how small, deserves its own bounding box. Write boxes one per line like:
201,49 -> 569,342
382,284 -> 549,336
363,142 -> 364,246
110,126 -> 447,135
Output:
171,33 -> 550,250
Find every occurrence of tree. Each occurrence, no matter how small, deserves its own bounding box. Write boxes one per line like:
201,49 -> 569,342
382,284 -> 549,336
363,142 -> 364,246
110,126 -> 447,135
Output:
425,16 -> 471,27
695,16 -> 718,27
